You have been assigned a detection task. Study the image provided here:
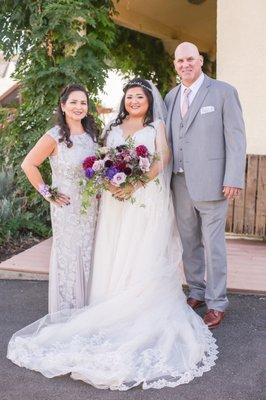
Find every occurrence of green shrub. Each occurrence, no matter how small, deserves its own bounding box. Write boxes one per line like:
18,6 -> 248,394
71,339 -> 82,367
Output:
0,169 -> 51,244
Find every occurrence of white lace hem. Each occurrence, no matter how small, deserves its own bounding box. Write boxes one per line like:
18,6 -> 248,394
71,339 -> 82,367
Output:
8,323 -> 218,391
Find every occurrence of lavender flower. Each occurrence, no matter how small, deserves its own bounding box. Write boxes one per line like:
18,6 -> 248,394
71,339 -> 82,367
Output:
92,160 -> 104,171
111,172 -> 127,187
139,157 -> 150,172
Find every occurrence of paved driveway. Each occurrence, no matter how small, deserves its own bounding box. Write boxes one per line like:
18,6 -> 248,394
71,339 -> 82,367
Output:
0,280 -> 265,400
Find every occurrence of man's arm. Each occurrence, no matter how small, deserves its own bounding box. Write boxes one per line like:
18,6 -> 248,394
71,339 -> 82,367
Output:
222,85 -> 246,197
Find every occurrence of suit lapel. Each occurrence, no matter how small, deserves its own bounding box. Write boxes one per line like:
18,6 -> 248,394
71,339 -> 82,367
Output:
184,75 -> 212,135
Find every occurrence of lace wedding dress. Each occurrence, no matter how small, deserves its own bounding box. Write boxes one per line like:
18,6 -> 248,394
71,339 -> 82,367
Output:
7,121 -> 218,390
46,126 -> 97,313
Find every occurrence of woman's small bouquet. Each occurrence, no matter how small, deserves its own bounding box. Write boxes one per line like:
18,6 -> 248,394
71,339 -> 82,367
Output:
80,139 -> 158,210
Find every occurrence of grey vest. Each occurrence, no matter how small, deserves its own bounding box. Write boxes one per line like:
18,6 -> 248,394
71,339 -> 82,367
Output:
171,89 -> 191,173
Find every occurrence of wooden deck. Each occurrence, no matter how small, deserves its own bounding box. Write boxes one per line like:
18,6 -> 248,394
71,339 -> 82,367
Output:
0,237 -> 265,294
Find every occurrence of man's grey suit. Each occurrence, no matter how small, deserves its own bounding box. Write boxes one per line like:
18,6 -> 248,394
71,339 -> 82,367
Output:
165,74 -> 246,311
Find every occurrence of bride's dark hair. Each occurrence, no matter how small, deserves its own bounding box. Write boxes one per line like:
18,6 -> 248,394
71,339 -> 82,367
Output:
57,84 -> 99,148
106,78 -> 154,135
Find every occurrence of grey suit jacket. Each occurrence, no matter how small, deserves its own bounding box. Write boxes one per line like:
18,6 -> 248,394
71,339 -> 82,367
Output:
165,74 -> 246,201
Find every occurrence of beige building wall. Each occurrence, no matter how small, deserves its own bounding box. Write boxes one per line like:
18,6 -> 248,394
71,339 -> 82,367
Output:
217,0 -> 266,155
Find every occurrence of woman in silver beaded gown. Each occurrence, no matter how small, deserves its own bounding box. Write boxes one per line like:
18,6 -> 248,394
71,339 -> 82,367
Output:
20,84 -> 98,313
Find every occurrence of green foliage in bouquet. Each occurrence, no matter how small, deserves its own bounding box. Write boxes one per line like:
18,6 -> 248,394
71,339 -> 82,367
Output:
79,179 -> 101,213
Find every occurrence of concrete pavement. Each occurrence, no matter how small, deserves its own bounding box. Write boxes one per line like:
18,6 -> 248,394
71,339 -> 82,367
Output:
0,280 -> 265,400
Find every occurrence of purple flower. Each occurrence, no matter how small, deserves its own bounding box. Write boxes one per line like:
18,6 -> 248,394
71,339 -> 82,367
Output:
105,167 -> 118,180
85,167 -> 94,178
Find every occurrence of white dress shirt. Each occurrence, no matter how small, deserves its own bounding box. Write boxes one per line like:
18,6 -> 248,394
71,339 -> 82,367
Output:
180,73 -> 205,112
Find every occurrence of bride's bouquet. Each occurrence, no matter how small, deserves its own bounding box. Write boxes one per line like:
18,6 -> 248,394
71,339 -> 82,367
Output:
80,139 -> 158,210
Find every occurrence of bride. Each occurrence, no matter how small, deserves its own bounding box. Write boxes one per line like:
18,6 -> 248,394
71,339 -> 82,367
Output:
7,78 -> 218,390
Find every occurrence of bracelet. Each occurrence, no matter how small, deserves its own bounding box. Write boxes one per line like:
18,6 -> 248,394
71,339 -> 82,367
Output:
38,184 -> 60,201
38,184 -> 52,198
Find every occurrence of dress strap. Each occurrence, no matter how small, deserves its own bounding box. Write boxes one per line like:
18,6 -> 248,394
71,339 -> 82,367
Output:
152,119 -> 163,130
46,126 -> 61,142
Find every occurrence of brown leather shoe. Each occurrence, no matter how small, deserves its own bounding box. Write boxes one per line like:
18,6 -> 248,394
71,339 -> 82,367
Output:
204,309 -> 225,329
187,298 -> 206,310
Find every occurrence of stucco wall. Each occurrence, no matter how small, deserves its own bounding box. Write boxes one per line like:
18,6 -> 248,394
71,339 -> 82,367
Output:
217,0 -> 266,155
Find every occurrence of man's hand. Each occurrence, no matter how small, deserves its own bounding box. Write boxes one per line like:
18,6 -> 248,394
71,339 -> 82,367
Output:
222,186 -> 241,200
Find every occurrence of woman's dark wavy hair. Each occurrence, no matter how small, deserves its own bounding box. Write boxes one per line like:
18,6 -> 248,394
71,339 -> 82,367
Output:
57,84 -> 99,148
106,78 -> 154,135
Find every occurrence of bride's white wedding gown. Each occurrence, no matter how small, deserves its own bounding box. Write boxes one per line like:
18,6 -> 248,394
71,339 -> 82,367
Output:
7,121 -> 218,390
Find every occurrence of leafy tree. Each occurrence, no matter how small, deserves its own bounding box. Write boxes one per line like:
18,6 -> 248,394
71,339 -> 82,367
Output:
110,26 -> 175,96
0,0 -> 116,240
0,1 -> 177,245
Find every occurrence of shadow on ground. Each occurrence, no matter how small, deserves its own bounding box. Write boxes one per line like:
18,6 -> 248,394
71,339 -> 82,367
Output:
0,280 -> 265,400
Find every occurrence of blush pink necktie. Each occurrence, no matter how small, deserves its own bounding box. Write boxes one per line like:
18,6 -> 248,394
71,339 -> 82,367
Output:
181,87 -> 191,118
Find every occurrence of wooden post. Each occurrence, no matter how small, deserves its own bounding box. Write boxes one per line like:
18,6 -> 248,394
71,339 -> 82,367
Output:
244,155 -> 259,235
255,156 -> 266,237
226,199 -> 234,232
233,187 -> 245,233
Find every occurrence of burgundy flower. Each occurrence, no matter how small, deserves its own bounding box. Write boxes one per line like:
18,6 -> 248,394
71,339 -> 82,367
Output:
136,145 -> 148,158
115,161 -> 127,171
124,167 -> 132,176
104,159 -> 113,168
83,156 -> 97,170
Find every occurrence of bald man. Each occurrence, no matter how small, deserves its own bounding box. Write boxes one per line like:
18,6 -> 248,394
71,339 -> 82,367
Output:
165,42 -> 246,329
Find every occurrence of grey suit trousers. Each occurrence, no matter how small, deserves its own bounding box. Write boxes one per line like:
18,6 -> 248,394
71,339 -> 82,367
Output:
171,173 -> 229,311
